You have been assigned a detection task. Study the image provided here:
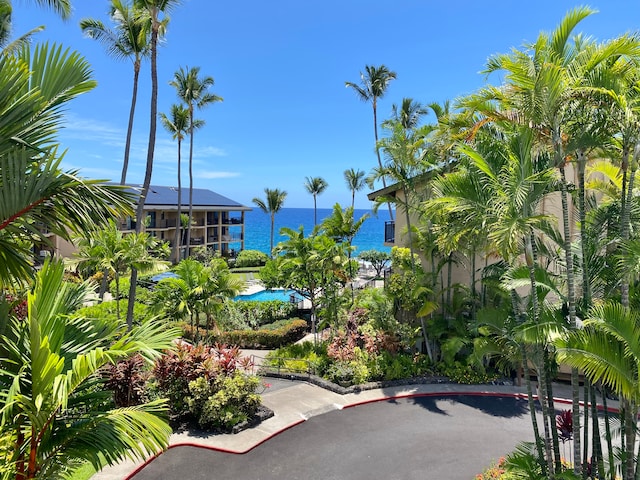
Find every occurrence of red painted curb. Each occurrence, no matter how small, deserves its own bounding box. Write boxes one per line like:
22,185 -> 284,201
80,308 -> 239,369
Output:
124,418 -> 306,480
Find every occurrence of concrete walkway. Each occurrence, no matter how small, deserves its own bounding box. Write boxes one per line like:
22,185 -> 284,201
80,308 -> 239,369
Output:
91,377 -> 602,480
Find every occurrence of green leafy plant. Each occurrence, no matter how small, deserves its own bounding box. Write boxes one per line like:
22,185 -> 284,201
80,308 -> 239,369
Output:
235,249 -> 269,267
187,373 -> 261,431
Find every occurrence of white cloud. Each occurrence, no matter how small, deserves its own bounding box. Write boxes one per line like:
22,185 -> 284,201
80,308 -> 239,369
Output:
199,171 -> 240,179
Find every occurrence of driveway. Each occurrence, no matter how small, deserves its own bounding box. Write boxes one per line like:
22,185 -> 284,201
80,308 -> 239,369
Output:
131,394 -> 537,480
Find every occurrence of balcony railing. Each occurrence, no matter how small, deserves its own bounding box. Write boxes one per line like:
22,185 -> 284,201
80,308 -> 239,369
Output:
384,221 -> 395,243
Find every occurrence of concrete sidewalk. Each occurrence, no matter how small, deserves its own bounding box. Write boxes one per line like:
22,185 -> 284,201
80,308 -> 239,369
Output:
91,378 -> 602,480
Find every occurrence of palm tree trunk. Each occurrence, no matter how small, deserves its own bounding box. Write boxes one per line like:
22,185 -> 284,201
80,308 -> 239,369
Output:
128,20 -> 159,330
173,139 -> 183,263
186,115 -> 194,256
583,381 -> 589,476
600,386 -> 615,480
558,165 -> 582,474
120,59 -> 140,185
447,253 -> 452,306
313,195 -> 317,225
623,399 -> 637,480
373,102 -> 393,221
536,347 -> 556,478
510,288 -> 545,470
621,159 -> 637,307
99,269 -> 108,300
543,350 -> 561,474
403,187 -> 416,272
269,213 -> 275,256
590,385 -> 605,479
115,272 -> 120,321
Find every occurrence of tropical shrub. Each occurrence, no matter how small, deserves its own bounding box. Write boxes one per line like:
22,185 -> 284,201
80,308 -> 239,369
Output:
436,362 -> 499,384
324,358 -> 371,385
235,249 -> 269,267
187,373 -> 261,431
104,354 -> 149,407
151,342 -> 261,431
76,299 -> 153,324
221,299 -> 297,330
183,319 -> 308,349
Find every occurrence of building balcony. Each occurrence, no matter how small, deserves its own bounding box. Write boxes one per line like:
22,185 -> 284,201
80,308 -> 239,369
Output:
384,221 -> 395,244
221,233 -> 243,242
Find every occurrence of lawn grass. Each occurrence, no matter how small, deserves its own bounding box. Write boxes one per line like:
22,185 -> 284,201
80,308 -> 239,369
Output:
231,270 -> 261,282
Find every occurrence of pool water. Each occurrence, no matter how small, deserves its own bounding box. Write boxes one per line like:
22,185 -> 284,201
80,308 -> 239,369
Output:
234,289 -> 300,303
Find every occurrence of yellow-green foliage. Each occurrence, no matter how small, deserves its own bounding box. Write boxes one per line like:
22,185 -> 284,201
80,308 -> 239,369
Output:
182,319 -> 308,349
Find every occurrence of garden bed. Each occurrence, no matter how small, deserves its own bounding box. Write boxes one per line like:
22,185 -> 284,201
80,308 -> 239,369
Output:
260,370 -> 514,395
169,405 -> 275,435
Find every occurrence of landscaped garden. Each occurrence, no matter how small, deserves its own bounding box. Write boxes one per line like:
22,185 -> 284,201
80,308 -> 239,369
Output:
5,2 -> 640,480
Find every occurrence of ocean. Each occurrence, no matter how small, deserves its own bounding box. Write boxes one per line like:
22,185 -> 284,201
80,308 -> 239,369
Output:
243,207 -> 392,255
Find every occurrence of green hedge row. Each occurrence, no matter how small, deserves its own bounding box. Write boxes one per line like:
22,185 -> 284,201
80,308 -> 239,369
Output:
182,319 -> 308,349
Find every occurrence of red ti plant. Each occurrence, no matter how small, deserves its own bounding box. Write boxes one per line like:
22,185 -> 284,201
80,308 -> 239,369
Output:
104,354 -> 149,407
556,409 -> 573,443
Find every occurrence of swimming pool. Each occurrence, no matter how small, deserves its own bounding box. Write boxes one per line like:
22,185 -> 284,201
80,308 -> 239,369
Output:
234,289 -> 301,303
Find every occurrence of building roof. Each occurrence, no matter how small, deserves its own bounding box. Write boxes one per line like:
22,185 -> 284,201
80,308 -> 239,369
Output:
125,184 -> 251,210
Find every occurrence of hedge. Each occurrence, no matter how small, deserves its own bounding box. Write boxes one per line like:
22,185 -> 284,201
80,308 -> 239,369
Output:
182,319 -> 308,349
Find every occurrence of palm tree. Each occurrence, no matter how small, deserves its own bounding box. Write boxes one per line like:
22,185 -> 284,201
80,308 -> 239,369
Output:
556,302 -> 640,480
0,259 -> 180,480
479,10 -> 640,471
153,258 -> 243,337
169,65 -> 223,252
390,97 -> 428,130
321,203 -> 368,297
343,168 -> 366,209
304,176 -> 328,225
346,64 -> 397,220
75,220 -> 169,320
127,0 -> 180,329
160,103 -> 190,263
252,188 -> 287,256
373,120 -> 430,271
80,0 -> 151,185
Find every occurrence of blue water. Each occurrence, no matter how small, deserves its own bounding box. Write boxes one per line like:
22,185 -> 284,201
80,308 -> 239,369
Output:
234,289 -> 300,302
241,207 -> 391,255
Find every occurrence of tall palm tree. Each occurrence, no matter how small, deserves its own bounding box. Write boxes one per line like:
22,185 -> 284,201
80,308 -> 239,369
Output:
373,120 -> 430,271
80,0 -> 151,185
343,168 -> 366,209
346,64 -> 397,220
169,65 -> 223,252
252,188 -> 287,256
127,0 -> 180,329
0,259 -> 179,480
304,176 -> 328,225
160,103 -> 190,263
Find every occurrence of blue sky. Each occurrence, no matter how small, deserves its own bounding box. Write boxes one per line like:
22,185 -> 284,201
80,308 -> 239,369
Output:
11,1 -> 640,209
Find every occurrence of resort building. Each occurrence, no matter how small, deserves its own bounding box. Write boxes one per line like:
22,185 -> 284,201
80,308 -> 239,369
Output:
37,184 -> 251,260
120,184 -> 250,259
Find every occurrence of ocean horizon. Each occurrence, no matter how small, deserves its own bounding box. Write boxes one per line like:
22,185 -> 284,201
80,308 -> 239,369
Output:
242,207 -> 392,255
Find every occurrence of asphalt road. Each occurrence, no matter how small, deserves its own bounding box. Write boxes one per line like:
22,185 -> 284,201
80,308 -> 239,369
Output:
132,394 -> 538,480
